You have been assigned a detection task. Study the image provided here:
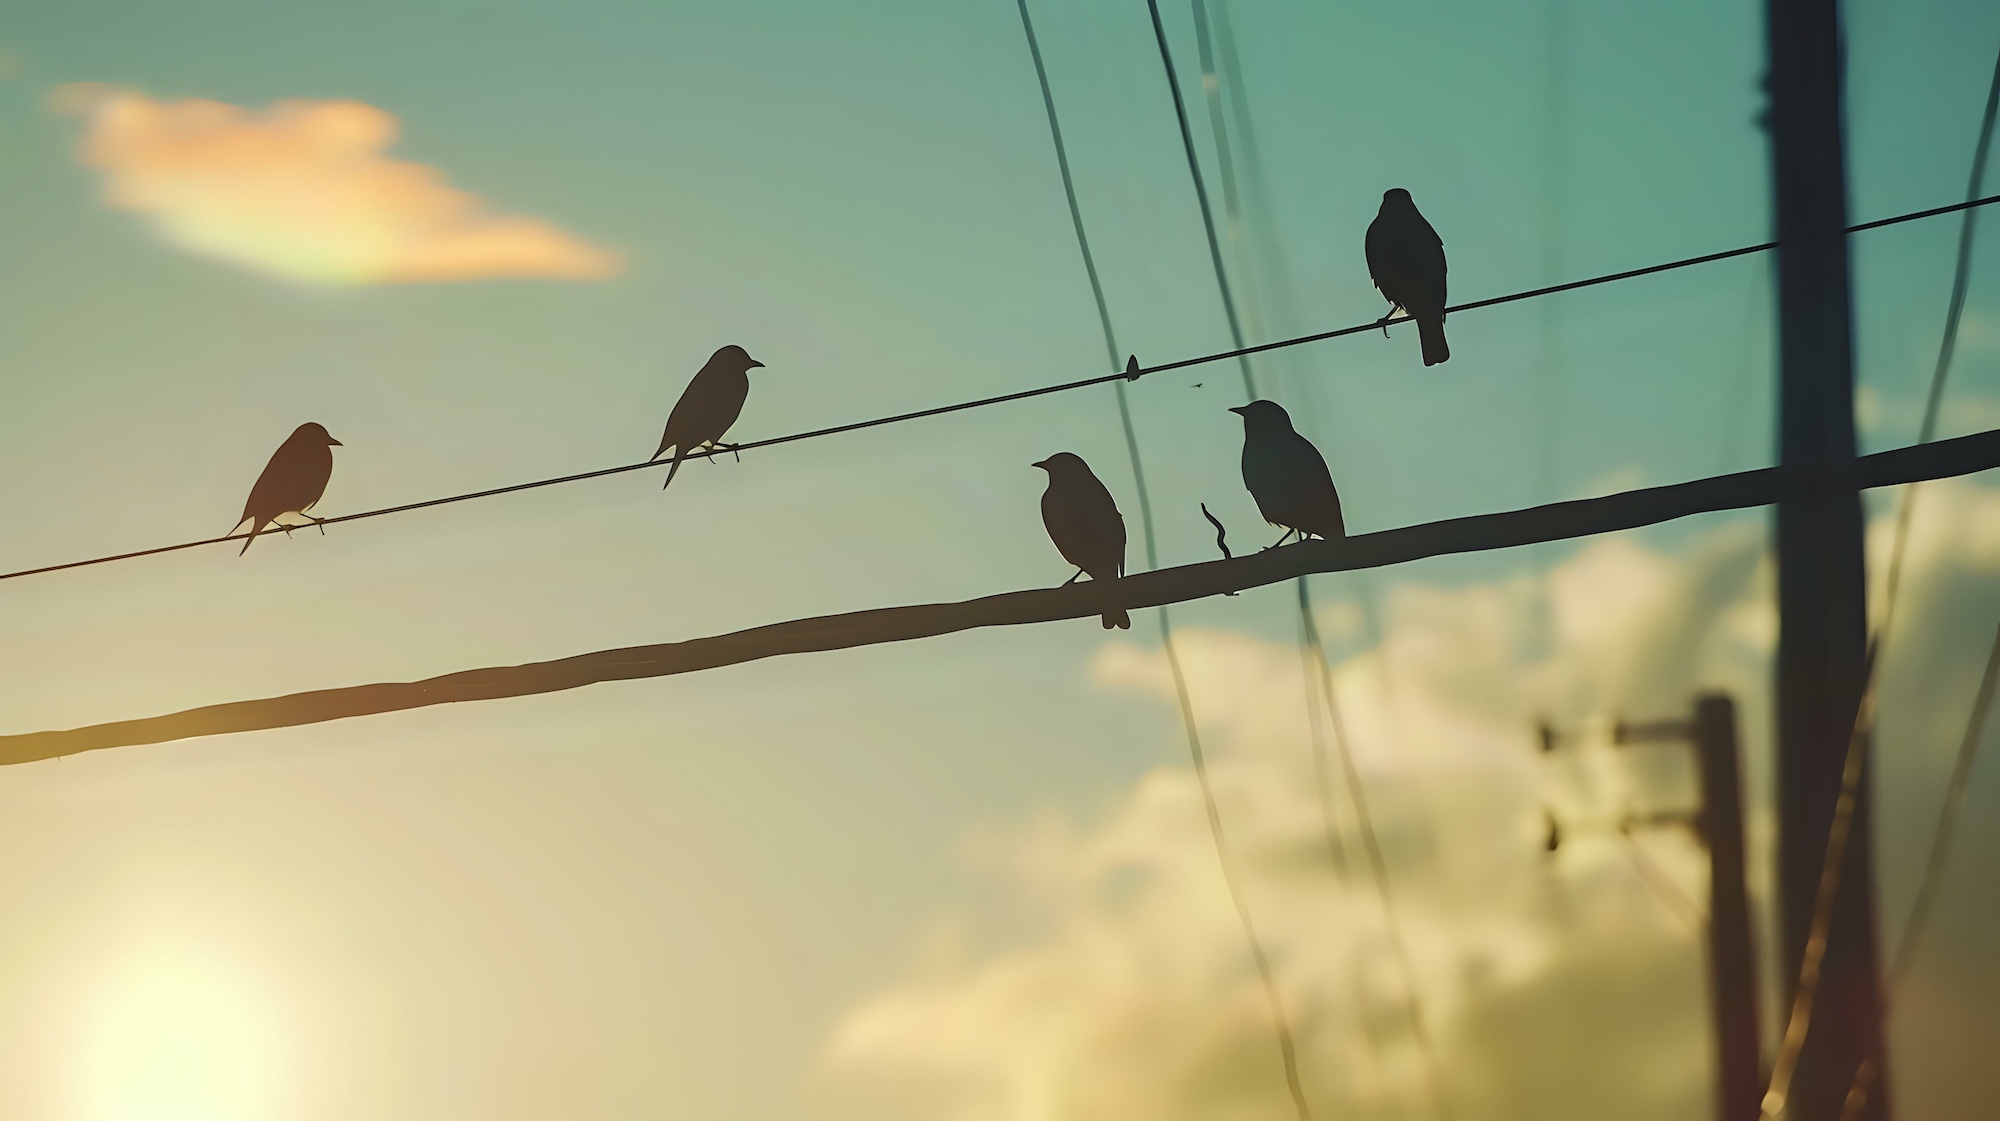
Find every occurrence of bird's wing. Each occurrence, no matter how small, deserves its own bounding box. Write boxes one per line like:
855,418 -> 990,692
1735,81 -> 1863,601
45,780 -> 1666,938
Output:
1043,481 -> 1124,581
241,437 -> 322,523
1278,434 -> 1344,535
1364,214 -> 1390,289
1415,213 -> 1448,311
659,365 -> 750,455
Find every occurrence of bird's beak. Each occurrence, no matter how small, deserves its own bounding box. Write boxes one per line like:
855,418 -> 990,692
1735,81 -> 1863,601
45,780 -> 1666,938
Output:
1031,458 -> 1049,469
328,437 -> 343,446
1227,406 -> 1247,416
749,359 -> 765,369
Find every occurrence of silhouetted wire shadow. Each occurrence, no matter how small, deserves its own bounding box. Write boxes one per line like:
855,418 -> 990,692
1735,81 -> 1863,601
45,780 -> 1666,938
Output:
4,430 -> 1999,764
1,193 -> 1996,588
1765,45 -> 2000,1120
1015,2 -> 1307,1115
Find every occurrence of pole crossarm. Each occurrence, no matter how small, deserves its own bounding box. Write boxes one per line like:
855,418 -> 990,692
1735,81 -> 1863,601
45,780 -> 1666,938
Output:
7,427 -> 1999,765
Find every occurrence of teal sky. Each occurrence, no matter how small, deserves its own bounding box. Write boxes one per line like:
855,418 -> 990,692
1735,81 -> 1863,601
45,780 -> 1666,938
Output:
1,1 -> 1998,1118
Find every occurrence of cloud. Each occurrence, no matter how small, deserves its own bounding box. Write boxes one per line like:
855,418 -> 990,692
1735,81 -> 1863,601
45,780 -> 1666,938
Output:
56,85 -> 620,286
813,484 -> 2000,1120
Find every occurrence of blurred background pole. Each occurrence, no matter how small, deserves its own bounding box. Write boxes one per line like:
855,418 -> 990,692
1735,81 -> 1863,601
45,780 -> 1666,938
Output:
1694,695 -> 1762,1121
1614,696 -> 1762,1121
1763,1 -> 1891,1117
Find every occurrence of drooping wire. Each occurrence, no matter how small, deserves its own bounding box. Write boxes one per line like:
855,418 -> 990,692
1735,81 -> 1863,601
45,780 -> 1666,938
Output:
1143,0 -> 1256,398
1761,41 -> 2000,1120
1178,5 -> 1446,1112
1013,3 -> 1311,1117
3,194 -> 1996,587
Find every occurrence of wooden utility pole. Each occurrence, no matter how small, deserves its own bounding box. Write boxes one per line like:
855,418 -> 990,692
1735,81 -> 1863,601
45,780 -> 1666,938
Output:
1616,695 -> 1761,1121
1763,0 -> 1891,1117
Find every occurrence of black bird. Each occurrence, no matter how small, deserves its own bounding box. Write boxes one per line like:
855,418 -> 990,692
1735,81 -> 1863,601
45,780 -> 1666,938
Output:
1365,188 -> 1450,366
1229,400 -> 1344,547
1034,452 -> 1130,630
233,422 -> 341,555
652,345 -> 764,490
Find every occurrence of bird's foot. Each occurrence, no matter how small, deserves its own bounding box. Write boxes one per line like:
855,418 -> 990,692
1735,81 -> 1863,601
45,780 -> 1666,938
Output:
1376,313 -> 1397,339
1062,570 -> 1084,587
310,516 -> 328,536
279,524 -> 296,539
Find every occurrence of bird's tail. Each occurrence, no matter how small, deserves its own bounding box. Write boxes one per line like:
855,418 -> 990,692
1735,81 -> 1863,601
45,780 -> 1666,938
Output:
661,449 -> 686,491
1419,315 -> 1450,366
238,520 -> 263,556
1101,609 -> 1131,630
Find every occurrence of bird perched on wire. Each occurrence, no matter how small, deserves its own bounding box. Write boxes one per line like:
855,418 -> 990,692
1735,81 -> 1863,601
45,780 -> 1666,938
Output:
652,344 -> 764,490
1034,452 -> 1130,630
1229,400 -> 1344,547
232,422 -> 342,556
1365,187 -> 1450,366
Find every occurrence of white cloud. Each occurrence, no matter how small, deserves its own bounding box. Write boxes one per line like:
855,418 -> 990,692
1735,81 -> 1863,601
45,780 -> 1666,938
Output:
814,482 -> 2000,1120
57,85 -> 621,286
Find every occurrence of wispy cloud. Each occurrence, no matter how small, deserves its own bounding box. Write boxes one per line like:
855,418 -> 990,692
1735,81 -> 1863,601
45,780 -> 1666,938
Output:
815,484 -> 2000,1120
56,84 -> 621,286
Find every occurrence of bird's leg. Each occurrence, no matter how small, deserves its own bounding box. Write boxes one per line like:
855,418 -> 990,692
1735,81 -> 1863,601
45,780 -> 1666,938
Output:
1377,303 -> 1402,337
279,523 -> 296,539
1062,569 -> 1085,586
1262,528 -> 1297,551
309,516 -> 328,536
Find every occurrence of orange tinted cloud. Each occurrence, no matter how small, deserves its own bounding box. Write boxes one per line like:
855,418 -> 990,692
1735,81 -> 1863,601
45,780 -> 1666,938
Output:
59,85 -> 621,285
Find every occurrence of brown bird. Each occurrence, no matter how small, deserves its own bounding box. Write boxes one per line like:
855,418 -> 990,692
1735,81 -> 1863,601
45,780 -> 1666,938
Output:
653,345 -> 764,490
1034,452 -> 1130,629
233,422 -> 341,555
1365,188 -> 1450,366
1230,400 -> 1344,548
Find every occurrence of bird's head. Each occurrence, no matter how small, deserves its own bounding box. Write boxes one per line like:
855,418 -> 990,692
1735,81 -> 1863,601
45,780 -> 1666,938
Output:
1228,399 -> 1294,432
713,344 -> 765,371
1381,187 -> 1414,210
1032,451 -> 1090,476
295,422 -> 342,446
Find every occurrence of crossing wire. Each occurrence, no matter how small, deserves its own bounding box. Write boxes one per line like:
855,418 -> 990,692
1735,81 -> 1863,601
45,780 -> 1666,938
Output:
1013,3 -> 1311,1118
1762,41 -> 2000,1120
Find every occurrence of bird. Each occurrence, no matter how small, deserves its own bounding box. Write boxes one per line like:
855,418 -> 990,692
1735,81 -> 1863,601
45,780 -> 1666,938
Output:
1229,400 -> 1344,548
652,345 -> 764,490
1034,452 -> 1130,630
1365,187 -> 1450,366
232,422 -> 341,555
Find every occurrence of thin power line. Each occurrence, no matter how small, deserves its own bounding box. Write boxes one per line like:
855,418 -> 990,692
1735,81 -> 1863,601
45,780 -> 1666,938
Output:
1761,43 -> 2000,1118
1012,4 -> 1311,1118
1300,598 -> 1452,1120
1840,623 -> 2000,1121
1166,5 -> 1447,1108
1890,623 -> 2000,982
1144,0 -> 1256,397
5,193 -> 1997,586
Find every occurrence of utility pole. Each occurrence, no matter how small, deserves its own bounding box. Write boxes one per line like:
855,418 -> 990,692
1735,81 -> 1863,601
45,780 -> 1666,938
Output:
1615,695 -> 1762,1121
1763,0 -> 1891,1116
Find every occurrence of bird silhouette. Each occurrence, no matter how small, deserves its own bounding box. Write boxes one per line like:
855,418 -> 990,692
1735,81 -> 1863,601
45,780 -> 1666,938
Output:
1229,400 -> 1344,548
652,345 -> 764,490
1034,452 -> 1130,629
1365,188 -> 1450,366
233,422 -> 341,555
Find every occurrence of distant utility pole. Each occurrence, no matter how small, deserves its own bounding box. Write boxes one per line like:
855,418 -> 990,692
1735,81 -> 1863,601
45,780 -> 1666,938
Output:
1616,695 -> 1762,1121
1763,0 -> 1891,1118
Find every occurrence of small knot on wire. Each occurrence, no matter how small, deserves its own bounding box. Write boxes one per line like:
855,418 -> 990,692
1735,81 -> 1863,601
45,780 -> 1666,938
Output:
1124,355 -> 1142,381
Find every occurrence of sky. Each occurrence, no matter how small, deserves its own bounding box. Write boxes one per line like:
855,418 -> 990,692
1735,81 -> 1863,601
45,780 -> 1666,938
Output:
0,0 -> 1997,1118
